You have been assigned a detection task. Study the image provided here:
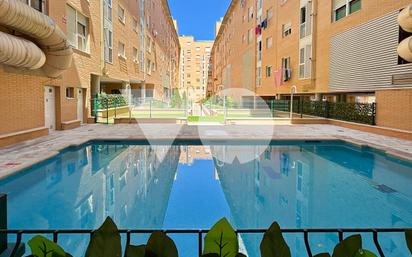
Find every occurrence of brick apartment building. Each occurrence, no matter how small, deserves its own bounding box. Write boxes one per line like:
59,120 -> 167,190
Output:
209,0 -> 412,131
0,0 -> 180,146
179,36 -> 213,102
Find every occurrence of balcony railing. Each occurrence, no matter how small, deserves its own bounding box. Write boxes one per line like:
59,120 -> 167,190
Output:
1,227 -> 409,257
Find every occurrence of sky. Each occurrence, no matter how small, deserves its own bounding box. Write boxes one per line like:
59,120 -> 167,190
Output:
168,0 -> 231,41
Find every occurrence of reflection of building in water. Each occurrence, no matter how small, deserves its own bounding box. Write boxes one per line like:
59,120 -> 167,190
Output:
3,143 -> 180,256
212,143 -> 412,257
179,146 -> 212,165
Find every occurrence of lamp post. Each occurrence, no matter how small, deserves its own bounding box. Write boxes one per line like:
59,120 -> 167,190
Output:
290,85 -> 297,119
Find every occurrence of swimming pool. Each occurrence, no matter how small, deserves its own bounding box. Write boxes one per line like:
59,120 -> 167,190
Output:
1,140 -> 411,257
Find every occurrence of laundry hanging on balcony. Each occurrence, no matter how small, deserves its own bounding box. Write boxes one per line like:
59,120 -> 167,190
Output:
261,19 -> 268,29
255,25 -> 262,35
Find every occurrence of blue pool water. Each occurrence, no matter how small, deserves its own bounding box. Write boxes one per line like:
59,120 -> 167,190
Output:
1,140 -> 412,257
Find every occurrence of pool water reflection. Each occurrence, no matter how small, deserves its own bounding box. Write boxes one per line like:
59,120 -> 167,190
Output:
1,141 -> 411,257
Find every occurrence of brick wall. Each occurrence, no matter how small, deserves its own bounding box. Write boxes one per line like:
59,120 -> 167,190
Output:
376,89 -> 412,131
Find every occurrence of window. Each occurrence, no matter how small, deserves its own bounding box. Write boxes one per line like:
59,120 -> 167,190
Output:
266,8 -> 273,23
266,37 -> 273,48
133,47 -> 138,63
335,5 -> 346,21
282,57 -> 291,81
299,45 -> 312,79
20,0 -> 46,13
299,48 -> 305,79
104,28 -> 113,63
299,3 -> 312,38
66,87 -> 75,98
248,28 -> 253,44
256,67 -> 262,86
77,18 -> 87,51
282,23 -> 292,37
266,66 -> 272,77
333,0 -> 361,21
146,60 -> 152,75
248,7 -> 254,22
349,0 -> 361,14
133,18 -> 138,32
300,6 -> 307,38
282,57 -> 290,70
104,0 -> 112,21
118,5 -> 125,23
66,5 -> 89,53
118,42 -> 125,58
147,36 -> 152,53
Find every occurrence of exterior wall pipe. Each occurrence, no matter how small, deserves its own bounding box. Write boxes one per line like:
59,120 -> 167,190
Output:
0,31 -> 46,69
398,36 -> 412,62
398,4 -> 412,33
0,0 -> 72,78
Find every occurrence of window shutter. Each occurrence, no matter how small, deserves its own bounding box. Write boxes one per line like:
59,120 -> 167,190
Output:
333,0 -> 346,10
66,5 -> 77,47
306,2 -> 312,36
305,44 -> 312,78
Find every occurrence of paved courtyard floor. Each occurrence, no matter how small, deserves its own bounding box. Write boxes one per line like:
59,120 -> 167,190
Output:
0,124 -> 411,179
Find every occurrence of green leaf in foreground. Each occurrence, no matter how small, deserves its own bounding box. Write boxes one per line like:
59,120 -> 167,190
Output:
260,222 -> 291,257
85,217 -> 122,257
332,235 -> 362,257
204,218 -> 239,257
406,230 -> 412,255
124,245 -> 146,257
201,254 -> 220,257
27,235 -> 68,257
353,249 -> 378,257
146,231 -> 178,257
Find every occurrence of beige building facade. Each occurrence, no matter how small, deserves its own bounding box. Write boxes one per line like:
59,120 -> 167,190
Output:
179,36 -> 213,102
209,0 -> 412,131
0,0 -> 180,146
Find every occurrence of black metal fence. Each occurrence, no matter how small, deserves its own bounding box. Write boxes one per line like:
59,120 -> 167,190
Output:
0,194 -> 410,257
1,227 -> 409,257
270,100 -> 376,125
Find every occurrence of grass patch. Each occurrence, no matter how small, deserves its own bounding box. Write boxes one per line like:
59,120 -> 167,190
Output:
188,115 -> 225,123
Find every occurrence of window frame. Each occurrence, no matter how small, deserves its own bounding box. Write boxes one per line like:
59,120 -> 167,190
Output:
118,4 -> 125,24
65,87 -> 75,99
104,28 -> 113,63
66,4 -> 90,53
118,41 -> 126,59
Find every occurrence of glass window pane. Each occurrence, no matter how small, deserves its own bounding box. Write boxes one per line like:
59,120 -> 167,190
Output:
335,5 -> 346,21
349,0 -> 361,14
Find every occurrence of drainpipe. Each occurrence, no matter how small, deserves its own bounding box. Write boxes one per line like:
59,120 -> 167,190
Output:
310,0 -> 318,95
290,85 -> 297,119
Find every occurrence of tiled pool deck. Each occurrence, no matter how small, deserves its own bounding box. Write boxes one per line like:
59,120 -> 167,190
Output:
0,124 -> 411,180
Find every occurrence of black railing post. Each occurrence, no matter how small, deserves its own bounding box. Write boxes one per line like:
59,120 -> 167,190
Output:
372,102 -> 376,126
325,101 -> 330,118
300,97 -> 303,118
106,98 -> 109,125
0,194 -> 7,254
